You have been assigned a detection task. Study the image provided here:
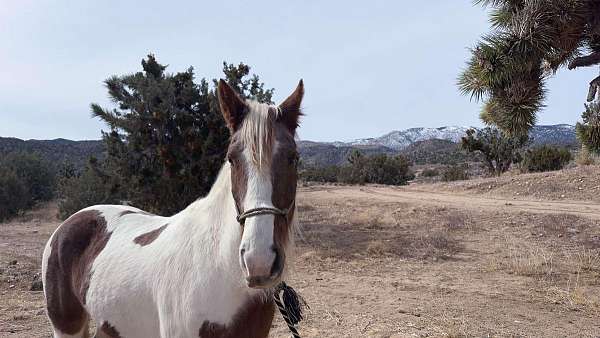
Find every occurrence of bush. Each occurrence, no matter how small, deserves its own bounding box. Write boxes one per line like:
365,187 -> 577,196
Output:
299,151 -> 415,186
461,127 -> 526,176
420,168 -> 439,177
0,152 -> 55,221
0,169 -> 29,221
442,164 -> 469,182
363,154 -> 415,185
299,166 -> 340,183
2,152 -> 55,202
57,158 -> 123,219
576,146 -> 596,166
576,101 -> 600,153
337,151 -> 414,186
522,145 -> 572,172
337,150 -> 368,184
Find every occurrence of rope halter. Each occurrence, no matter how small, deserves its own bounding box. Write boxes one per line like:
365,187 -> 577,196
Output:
235,200 -> 295,224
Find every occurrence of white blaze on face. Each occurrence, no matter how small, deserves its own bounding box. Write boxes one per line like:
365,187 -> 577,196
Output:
239,150 -> 276,279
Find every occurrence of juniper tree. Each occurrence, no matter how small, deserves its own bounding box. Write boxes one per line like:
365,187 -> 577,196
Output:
461,127 -> 527,175
90,55 -> 273,215
576,100 -> 600,152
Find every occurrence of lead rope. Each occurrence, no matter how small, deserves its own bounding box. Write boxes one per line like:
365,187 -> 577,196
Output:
274,282 -> 306,338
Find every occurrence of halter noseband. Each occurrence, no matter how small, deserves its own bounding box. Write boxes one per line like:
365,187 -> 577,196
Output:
235,200 -> 295,224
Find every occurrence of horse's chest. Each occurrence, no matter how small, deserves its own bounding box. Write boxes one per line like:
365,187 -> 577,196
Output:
196,295 -> 275,338
88,263 -> 273,337
156,288 -> 275,338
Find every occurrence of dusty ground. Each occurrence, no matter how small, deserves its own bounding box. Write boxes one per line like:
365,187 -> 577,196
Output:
3,165 -> 600,337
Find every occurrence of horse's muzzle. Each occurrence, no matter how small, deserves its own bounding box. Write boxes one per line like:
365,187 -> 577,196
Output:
242,247 -> 284,289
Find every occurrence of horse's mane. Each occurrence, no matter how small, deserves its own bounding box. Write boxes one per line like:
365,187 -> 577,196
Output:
239,101 -> 280,169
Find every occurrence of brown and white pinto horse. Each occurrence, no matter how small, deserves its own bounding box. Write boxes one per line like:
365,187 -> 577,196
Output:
41,79 -> 304,338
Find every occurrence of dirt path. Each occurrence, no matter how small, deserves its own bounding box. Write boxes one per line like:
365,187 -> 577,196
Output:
302,185 -> 600,220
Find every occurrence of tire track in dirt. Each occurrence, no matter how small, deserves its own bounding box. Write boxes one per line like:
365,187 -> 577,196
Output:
302,185 -> 600,220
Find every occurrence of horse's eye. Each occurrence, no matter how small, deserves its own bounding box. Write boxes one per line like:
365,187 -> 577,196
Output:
228,156 -> 234,165
289,153 -> 299,166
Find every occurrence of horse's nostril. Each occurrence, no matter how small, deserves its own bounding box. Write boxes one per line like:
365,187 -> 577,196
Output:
240,248 -> 246,257
270,248 -> 283,277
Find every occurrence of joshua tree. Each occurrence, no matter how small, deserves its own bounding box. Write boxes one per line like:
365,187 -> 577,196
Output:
458,0 -> 600,136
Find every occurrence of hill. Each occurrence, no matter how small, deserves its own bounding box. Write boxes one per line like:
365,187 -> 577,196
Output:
298,141 -> 396,167
0,124 -> 577,169
0,137 -> 104,170
399,139 -> 478,165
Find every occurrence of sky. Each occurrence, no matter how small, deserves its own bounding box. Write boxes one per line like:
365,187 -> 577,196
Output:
1,1 -> 598,142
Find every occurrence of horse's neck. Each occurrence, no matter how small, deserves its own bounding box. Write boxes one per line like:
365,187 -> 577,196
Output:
175,163 -> 242,276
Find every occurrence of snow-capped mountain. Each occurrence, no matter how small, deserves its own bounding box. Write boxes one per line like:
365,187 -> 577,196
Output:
344,126 -> 471,150
328,124 -> 576,150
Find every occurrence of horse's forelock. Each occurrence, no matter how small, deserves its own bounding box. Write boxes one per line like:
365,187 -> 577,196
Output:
238,101 -> 281,169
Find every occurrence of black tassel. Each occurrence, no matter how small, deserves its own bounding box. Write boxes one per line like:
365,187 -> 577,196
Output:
276,282 -> 308,325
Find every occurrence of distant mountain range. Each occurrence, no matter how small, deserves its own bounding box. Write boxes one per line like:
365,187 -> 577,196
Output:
299,124 -> 578,167
0,124 -> 578,170
327,124 -> 577,150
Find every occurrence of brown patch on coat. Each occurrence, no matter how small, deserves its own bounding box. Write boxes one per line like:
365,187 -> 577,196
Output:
99,321 -> 122,338
133,224 -> 168,246
44,210 -> 111,335
198,294 -> 275,338
228,136 -> 249,219
270,125 -> 298,249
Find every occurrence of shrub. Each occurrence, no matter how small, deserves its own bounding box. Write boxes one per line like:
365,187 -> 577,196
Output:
299,166 -> 339,183
299,151 -> 415,186
0,169 -> 29,221
57,158 -> 123,219
576,101 -> 600,153
420,168 -> 439,177
442,164 -> 469,182
338,151 -> 414,186
522,145 -> 572,172
0,152 -> 55,221
338,150 -> 368,184
1,152 -> 55,203
363,154 -> 414,185
461,127 -> 526,176
576,146 -> 595,166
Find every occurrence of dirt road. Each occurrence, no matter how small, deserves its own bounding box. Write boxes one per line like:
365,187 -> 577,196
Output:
302,184 -> 600,220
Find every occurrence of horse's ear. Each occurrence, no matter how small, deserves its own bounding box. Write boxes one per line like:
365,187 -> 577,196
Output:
277,79 -> 304,133
218,79 -> 247,132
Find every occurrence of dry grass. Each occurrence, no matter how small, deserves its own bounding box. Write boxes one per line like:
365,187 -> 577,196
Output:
485,238 -> 600,313
415,230 -> 461,260
568,247 -> 600,273
443,211 -> 473,231
544,275 -> 600,312
505,245 -> 556,278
